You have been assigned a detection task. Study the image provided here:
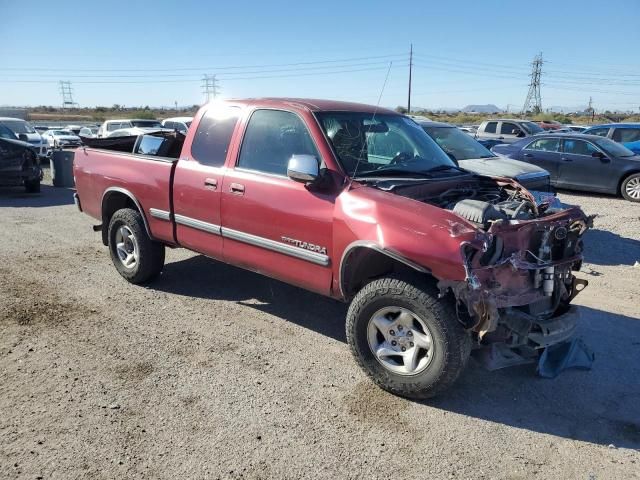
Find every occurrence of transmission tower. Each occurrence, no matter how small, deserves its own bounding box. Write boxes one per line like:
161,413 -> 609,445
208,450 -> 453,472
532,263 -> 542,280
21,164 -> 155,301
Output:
59,81 -> 77,109
521,53 -> 543,114
201,74 -> 220,103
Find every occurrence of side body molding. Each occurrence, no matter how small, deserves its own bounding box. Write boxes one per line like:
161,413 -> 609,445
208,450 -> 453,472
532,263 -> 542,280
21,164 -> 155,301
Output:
339,240 -> 431,298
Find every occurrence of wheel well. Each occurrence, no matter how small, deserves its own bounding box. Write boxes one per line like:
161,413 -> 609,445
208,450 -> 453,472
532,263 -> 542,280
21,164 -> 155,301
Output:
340,246 -> 431,299
619,170 -> 640,193
101,191 -> 140,245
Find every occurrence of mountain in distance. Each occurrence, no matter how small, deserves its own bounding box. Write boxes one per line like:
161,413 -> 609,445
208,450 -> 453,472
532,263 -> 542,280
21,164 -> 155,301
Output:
461,104 -> 502,113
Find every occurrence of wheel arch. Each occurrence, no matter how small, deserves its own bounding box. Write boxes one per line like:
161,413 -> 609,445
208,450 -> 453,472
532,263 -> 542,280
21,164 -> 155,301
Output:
618,169 -> 640,197
339,241 -> 432,300
101,187 -> 151,245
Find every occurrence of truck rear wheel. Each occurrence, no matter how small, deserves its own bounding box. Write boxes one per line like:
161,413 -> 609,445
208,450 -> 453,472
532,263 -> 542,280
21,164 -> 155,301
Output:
25,178 -> 40,193
108,208 -> 165,284
346,275 -> 471,399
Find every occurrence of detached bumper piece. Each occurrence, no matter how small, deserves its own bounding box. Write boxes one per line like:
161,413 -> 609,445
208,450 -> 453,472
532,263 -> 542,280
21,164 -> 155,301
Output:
537,338 -> 594,379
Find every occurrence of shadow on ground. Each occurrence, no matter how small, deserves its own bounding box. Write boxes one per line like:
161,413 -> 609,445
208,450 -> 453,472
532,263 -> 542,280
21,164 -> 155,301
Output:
582,228 -> 640,266
0,184 -> 75,208
152,254 -> 640,449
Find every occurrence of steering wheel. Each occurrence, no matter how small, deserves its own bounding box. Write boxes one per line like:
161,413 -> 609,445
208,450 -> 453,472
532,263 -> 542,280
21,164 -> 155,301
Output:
389,151 -> 414,165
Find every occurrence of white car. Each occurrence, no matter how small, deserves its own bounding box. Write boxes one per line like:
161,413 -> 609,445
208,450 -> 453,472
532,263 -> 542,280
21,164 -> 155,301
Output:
0,117 -> 48,158
106,127 -> 169,138
41,129 -> 82,148
161,116 -> 193,134
97,119 -> 164,137
79,126 -> 99,138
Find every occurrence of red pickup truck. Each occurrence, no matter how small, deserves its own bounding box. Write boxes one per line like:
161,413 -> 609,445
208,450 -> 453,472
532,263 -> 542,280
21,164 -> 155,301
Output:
74,98 -> 591,398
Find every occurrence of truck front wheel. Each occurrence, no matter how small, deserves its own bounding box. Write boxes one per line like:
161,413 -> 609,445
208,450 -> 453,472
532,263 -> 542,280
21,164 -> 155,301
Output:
346,275 -> 471,399
107,208 -> 165,284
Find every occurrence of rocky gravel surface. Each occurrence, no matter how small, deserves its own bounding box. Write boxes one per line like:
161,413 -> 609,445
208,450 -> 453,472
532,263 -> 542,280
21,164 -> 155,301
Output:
1,179 -> 639,479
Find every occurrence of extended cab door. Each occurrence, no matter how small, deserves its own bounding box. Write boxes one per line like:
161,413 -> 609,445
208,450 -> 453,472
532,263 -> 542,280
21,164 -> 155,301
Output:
220,109 -> 336,295
498,121 -> 526,144
171,105 -> 241,259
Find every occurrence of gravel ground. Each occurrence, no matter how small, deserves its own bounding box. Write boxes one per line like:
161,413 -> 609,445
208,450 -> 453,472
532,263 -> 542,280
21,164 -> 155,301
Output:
1,175 -> 639,479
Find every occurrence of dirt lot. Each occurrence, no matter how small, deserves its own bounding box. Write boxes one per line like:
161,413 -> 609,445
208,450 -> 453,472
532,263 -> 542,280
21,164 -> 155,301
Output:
1,176 -> 639,479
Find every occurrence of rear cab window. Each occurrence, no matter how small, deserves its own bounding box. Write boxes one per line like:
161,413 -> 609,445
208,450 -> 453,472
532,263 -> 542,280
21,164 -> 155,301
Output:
191,106 -> 241,167
484,122 -> 497,134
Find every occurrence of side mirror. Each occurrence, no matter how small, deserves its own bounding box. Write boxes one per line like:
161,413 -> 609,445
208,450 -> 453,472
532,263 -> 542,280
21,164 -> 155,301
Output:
287,154 -> 319,184
592,151 -> 609,162
516,131 -> 526,138
18,133 -> 28,141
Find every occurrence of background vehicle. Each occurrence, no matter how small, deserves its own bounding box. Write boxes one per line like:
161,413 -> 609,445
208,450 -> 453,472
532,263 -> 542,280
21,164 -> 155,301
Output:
97,119 -> 164,137
416,120 -> 551,191
0,117 -> 48,159
537,120 -> 562,131
74,98 -> 590,399
492,133 -> 640,201
475,119 -> 544,143
161,116 -> 193,134
0,123 -> 42,193
566,125 -> 587,133
64,125 -> 83,135
106,127 -> 166,138
79,126 -> 99,138
582,123 -> 640,154
41,129 -> 82,148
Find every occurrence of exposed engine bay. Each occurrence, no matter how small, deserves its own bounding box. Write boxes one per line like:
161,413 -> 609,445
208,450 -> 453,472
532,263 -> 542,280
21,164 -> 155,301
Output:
388,176 -> 594,370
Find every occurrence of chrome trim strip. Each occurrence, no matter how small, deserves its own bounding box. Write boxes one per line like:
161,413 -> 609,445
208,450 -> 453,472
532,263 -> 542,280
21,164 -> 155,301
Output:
174,214 -> 221,235
516,171 -> 550,181
149,208 -> 171,221
221,227 -> 330,266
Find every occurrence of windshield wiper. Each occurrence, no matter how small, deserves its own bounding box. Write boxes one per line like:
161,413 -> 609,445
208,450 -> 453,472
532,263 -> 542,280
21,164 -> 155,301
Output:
354,167 -> 434,178
423,164 -> 467,173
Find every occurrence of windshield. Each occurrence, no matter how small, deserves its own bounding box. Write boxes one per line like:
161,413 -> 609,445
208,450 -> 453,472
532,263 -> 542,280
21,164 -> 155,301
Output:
1,119 -> 36,134
522,122 -> 544,134
316,112 -> 456,177
423,126 -> 494,161
53,130 -> 74,136
131,120 -> 162,128
595,137 -> 636,157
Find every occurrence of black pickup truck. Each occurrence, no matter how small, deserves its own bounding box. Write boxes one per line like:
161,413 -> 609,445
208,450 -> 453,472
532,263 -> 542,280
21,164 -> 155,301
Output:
0,123 -> 42,193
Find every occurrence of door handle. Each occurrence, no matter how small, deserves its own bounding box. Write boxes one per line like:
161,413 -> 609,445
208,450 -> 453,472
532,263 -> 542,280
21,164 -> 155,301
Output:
523,153 -> 533,158
204,178 -> 217,189
498,136 -> 505,140
561,157 -> 573,162
229,182 -> 245,195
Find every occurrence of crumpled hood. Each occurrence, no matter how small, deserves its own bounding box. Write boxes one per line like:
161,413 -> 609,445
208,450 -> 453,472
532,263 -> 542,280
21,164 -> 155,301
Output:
459,156 -> 548,179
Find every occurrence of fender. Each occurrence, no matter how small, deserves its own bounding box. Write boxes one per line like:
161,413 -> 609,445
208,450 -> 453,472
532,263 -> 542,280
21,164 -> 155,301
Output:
101,187 -> 152,242
339,240 -> 431,298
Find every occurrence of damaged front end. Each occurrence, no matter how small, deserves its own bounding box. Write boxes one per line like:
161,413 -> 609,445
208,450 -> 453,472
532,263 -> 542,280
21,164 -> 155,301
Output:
430,180 -> 593,371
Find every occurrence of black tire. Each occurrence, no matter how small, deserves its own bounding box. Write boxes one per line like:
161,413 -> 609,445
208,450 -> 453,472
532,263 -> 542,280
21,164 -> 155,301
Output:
108,208 -> 165,284
346,275 -> 471,400
621,173 -> 640,202
25,178 -> 40,193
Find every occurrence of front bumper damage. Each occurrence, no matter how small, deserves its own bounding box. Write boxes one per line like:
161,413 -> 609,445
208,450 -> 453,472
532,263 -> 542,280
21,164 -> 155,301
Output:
438,207 -> 594,376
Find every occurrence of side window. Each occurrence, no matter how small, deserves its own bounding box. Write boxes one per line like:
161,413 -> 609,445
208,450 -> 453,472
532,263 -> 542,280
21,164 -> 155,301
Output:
613,128 -> 640,143
484,122 -> 497,134
191,106 -> 240,167
500,122 -> 520,135
587,127 -> 609,137
526,138 -> 560,152
563,139 -> 598,156
164,121 -> 175,130
237,109 -> 319,176
107,123 -> 119,131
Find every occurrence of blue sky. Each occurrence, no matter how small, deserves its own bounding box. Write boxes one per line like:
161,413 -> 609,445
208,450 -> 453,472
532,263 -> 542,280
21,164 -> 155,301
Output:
1,0 -> 639,111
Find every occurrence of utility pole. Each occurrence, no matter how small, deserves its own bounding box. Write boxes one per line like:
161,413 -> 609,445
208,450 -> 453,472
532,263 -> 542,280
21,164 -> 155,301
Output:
587,96 -> 595,122
407,44 -> 413,114
202,74 -> 220,103
521,53 -> 543,114
59,81 -> 77,109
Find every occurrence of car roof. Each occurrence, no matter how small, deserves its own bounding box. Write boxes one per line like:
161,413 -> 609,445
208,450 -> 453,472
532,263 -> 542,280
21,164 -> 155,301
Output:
163,116 -> 193,122
585,123 -> 640,128
217,98 -> 398,115
521,133 -> 612,141
0,117 -> 28,122
484,118 -> 533,123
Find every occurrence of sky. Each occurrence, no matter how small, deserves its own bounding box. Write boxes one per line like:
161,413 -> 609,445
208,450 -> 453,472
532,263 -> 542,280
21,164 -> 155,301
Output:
1,0 -> 639,112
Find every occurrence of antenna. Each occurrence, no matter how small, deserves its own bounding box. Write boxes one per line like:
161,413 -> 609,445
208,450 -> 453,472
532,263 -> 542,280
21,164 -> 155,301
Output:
407,44 -> 413,113
350,61 -> 393,181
